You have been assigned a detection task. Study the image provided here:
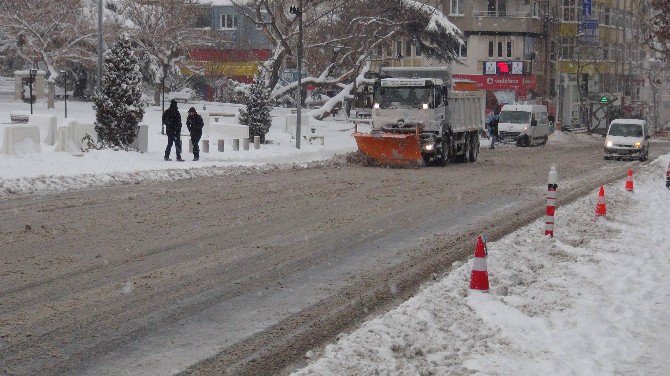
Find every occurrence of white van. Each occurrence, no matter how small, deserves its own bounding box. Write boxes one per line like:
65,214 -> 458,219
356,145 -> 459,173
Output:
603,119 -> 650,161
497,104 -> 550,147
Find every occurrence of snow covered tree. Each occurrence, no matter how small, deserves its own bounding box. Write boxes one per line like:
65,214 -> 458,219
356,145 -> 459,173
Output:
234,0 -> 463,119
0,0 -> 97,107
111,0 -> 216,105
649,0 -> 670,59
239,75 -> 272,143
93,34 -> 145,149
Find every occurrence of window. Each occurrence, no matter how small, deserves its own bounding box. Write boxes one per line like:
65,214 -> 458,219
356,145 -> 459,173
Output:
396,40 -> 403,58
220,14 -> 238,30
533,1 -> 540,18
506,41 -> 512,58
457,39 -> 468,58
405,39 -> 412,57
415,43 -> 422,56
559,37 -> 574,60
488,41 -> 494,58
498,42 -> 503,57
562,0 -> 578,22
450,0 -> 464,15
487,0 -> 507,16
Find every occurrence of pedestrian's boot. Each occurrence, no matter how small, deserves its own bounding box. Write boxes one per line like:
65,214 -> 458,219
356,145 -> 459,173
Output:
176,157 -> 185,162
164,156 -> 172,161
193,157 -> 199,161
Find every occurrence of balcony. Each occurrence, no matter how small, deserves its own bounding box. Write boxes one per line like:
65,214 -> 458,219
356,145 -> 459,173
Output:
450,9 -> 545,36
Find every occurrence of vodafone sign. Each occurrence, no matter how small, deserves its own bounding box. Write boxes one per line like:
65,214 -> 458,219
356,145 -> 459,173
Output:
453,74 -> 536,93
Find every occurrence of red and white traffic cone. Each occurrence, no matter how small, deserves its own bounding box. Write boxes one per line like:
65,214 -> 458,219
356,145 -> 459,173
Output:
625,168 -> 634,192
470,235 -> 489,291
545,165 -> 558,237
594,185 -> 607,219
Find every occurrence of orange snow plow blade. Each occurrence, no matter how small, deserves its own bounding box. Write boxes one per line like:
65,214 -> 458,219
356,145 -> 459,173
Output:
353,131 -> 422,166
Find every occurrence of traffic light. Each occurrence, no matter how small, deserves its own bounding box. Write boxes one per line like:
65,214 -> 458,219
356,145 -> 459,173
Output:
600,96 -> 610,103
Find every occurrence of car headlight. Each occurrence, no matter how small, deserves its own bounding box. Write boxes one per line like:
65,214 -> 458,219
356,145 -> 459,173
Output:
423,143 -> 435,151
606,141 -> 613,148
523,127 -> 528,132
373,103 -> 380,109
422,103 -> 429,110
634,141 -> 642,149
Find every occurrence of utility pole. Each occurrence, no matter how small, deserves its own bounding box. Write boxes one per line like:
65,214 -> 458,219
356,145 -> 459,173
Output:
97,0 -> 103,92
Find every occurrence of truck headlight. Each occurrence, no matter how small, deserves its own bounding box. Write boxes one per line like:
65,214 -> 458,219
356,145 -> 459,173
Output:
373,103 -> 380,109
634,141 -> 642,149
423,143 -> 435,151
606,141 -> 613,148
422,103 -> 429,110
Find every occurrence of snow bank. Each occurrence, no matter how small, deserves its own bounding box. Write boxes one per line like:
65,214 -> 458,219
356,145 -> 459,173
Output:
293,155 -> 670,375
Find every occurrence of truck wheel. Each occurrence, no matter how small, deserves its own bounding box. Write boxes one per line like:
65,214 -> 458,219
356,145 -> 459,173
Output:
516,135 -> 530,147
540,135 -> 548,145
468,133 -> 479,162
459,138 -> 471,163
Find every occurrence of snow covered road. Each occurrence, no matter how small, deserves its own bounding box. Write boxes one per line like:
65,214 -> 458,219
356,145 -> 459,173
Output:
0,141 -> 668,376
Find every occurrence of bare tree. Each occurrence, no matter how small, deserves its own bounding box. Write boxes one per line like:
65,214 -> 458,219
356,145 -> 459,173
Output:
234,0 -> 462,118
112,0 -> 218,105
0,0 -> 97,107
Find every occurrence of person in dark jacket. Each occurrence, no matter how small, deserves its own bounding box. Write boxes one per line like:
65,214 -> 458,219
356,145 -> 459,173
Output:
163,99 -> 184,161
186,107 -> 204,161
488,115 -> 499,149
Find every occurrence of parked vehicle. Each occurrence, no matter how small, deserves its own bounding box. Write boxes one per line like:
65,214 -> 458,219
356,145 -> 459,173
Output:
352,77 -> 485,166
497,104 -> 550,147
603,119 -> 650,161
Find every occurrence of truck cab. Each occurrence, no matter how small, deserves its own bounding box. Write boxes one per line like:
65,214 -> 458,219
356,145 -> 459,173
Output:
497,104 -> 550,146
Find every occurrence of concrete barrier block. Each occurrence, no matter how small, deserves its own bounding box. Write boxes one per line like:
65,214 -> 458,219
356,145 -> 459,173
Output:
1,125 -> 41,154
254,136 -> 260,149
28,114 -> 58,146
243,137 -> 249,151
202,139 -> 209,153
218,139 -> 224,152
233,138 -> 239,151
131,124 -> 149,153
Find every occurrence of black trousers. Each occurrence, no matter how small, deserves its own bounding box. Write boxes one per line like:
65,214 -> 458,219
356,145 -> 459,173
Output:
165,133 -> 182,159
191,133 -> 201,158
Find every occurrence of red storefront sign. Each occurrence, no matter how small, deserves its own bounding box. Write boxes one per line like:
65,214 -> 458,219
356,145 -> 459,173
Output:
453,74 -> 536,94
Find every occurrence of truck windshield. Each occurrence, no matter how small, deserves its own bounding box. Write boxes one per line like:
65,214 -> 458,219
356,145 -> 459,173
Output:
609,123 -> 643,137
377,87 -> 432,109
499,111 -> 531,124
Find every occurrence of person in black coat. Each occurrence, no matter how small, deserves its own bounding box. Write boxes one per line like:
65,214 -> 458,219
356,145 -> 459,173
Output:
163,99 -> 184,161
186,107 -> 204,161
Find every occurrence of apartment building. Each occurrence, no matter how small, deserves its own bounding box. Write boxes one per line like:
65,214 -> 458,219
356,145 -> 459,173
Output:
379,0 -> 556,115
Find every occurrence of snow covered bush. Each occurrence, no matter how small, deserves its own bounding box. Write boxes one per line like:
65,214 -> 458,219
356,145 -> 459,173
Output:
93,34 -> 145,149
239,75 -> 272,143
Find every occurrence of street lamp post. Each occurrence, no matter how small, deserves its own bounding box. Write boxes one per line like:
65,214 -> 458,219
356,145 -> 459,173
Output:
161,77 -> 166,135
60,70 -> 68,118
29,68 -> 37,115
290,2 -> 304,149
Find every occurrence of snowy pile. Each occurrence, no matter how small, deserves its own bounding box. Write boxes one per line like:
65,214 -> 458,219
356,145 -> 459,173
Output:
293,155 -> 670,375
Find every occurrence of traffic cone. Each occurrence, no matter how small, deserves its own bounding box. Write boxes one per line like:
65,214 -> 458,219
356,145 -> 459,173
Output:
469,235 -> 489,291
625,169 -> 634,192
595,185 -> 606,218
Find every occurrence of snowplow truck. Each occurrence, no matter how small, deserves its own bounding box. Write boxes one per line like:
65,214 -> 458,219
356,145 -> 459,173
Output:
353,78 -> 485,166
